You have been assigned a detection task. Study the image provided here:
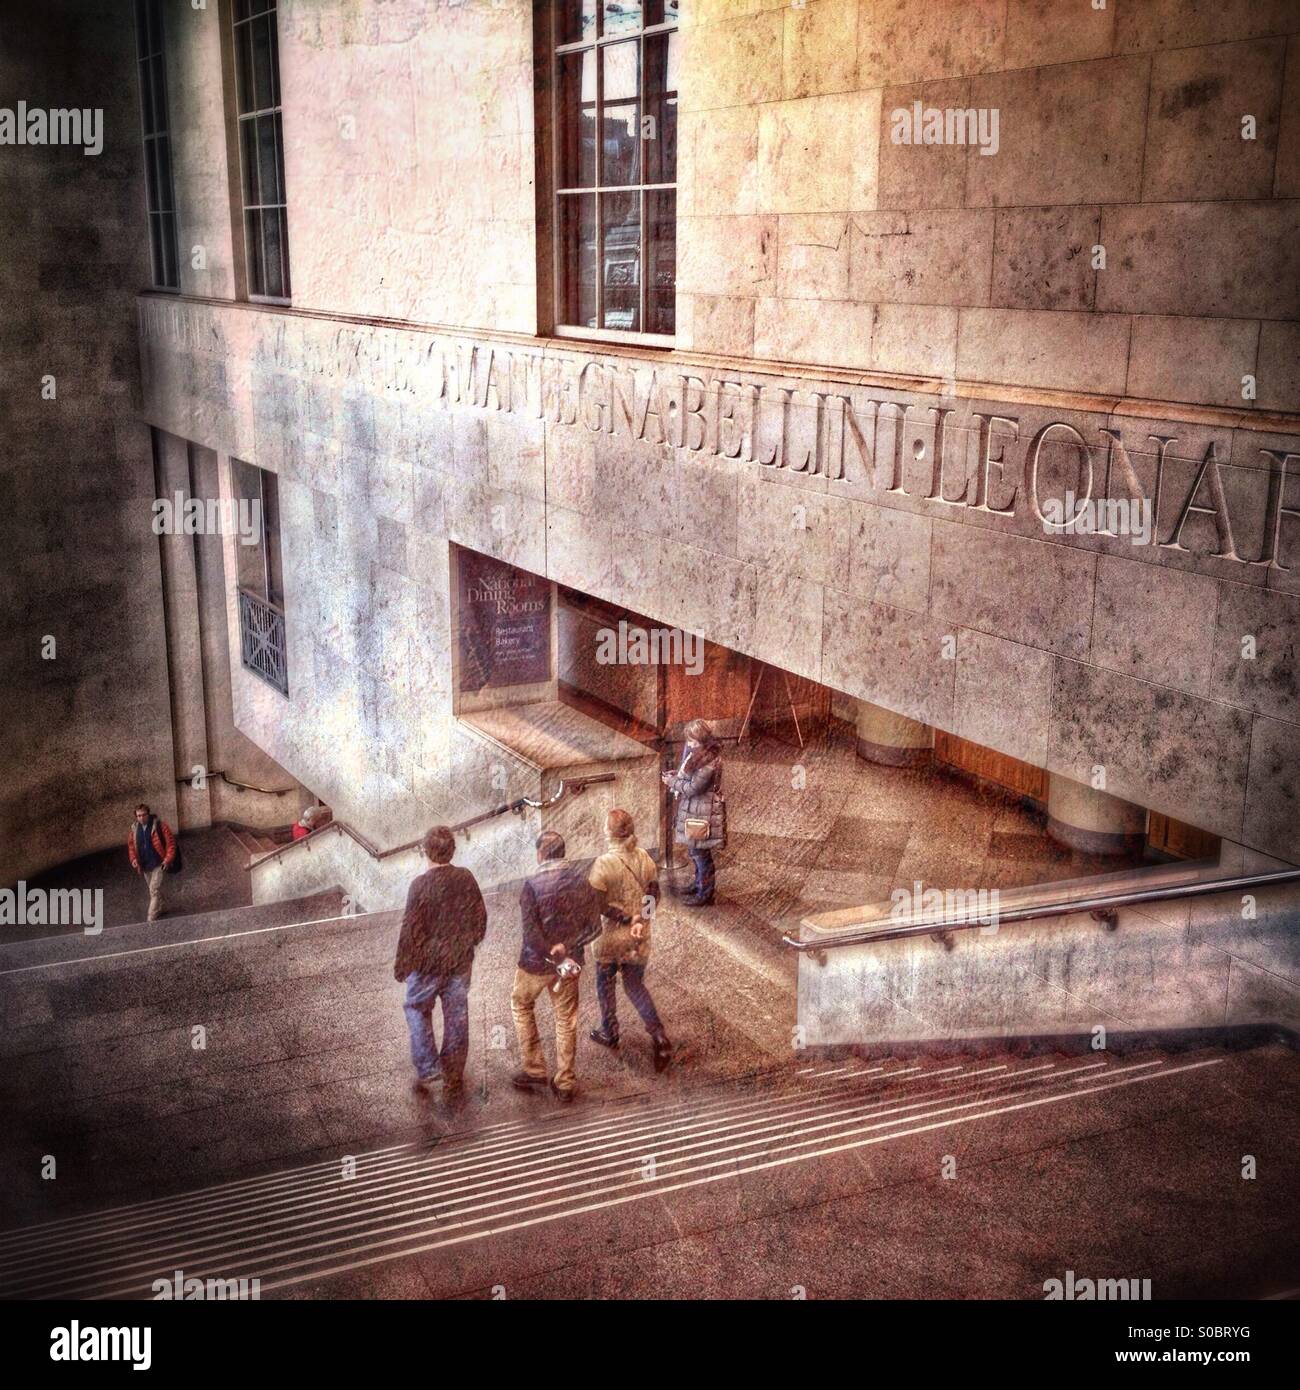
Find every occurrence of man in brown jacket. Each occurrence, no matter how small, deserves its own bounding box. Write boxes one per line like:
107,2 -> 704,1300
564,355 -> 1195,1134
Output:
587,809 -> 673,1072
393,826 -> 487,1098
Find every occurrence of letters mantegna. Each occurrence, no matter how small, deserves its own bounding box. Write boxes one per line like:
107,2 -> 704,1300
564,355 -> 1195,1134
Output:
140,301 -> 1300,574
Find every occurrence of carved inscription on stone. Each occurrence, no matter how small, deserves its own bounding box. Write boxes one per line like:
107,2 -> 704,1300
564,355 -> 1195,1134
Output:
138,299 -> 1300,575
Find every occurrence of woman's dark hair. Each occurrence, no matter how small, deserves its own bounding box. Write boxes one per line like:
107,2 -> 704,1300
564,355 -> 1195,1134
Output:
423,825 -> 455,864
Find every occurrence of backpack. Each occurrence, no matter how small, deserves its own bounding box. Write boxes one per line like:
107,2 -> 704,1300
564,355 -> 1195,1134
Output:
157,818 -> 184,874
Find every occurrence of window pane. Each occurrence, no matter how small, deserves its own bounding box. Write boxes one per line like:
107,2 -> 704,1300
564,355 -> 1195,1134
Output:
139,62 -> 158,137
646,188 -> 674,334
135,0 -> 149,60
276,206 -> 291,297
147,0 -> 164,55
245,208 -> 265,295
558,194 -> 597,328
154,137 -> 174,212
557,0 -> 596,44
557,50 -> 596,188
252,14 -> 275,111
644,1 -> 679,24
151,53 -> 168,132
603,38 -> 638,101
602,0 -> 640,36
643,30 -> 676,184
235,24 -> 254,114
149,215 -> 164,288
269,12 -> 282,105
602,41 -> 639,185
263,472 -> 284,606
159,211 -> 178,289
263,206 -> 287,298
256,112 -> 281,205
274,111 -> 288,209
601,191 -> 640,332
240,119 -> 261,206
144,137 -> 160,211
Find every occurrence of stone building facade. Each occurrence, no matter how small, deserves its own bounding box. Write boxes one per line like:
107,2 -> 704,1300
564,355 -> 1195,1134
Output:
10,0 -> 1300,888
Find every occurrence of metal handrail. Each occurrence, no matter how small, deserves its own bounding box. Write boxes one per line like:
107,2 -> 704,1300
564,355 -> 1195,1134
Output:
781,865 -> 1300,954
175,769 -> 297,796
244,773 -> 617,872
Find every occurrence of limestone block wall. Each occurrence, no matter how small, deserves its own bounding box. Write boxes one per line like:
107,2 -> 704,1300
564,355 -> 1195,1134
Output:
128,0 -> 1300,891
0,0 -> 178,886
250,801 -> 539,913
152,0 -> 536,325
138,300 -> 1300,870
797,876 -> 1300,1047
162,0 -> 239,301
677,0 -> 1300,414
277,0 -> 536,331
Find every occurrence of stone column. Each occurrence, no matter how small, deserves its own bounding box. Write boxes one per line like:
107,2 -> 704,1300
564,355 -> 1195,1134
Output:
853,699 -> 933,768
156,431 -> 213,832
1046,773 -> 1147,855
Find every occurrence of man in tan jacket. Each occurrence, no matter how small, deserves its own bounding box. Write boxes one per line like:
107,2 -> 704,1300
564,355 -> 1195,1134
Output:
587,809 -> 673,1073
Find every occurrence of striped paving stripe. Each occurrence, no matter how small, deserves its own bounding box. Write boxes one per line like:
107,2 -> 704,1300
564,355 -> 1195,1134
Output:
0,1055 -> 1221,1299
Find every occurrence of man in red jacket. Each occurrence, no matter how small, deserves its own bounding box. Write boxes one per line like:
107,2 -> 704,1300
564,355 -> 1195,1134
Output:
127,804 -> 176,922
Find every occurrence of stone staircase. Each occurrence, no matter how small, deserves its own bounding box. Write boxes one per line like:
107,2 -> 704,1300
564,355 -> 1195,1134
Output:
0,1043 -> 1282,1300
228,825 -> 288,864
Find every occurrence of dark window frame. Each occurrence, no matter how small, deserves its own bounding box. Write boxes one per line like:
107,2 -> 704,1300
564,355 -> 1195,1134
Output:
231,0 -> 291,302
548,1 -> 678,346
134,0 -> 180,291
232,457 -> 289,696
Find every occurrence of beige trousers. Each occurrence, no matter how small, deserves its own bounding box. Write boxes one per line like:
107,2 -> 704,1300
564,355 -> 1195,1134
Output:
146,867 -> 166,922
510,967 -> 579,1094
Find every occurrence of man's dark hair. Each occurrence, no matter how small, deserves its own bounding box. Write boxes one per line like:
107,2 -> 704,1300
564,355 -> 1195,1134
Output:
423,825 -> 455,864
135,803 -> 151,815
535,830 -> 566,862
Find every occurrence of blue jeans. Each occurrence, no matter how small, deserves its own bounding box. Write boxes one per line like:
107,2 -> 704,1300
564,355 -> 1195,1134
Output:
403,968 -> 471,1083
689,847 -> 715,900
595,961 -> 665,1040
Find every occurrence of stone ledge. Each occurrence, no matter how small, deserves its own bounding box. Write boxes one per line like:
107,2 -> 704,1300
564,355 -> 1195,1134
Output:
137,291 -> 1300,437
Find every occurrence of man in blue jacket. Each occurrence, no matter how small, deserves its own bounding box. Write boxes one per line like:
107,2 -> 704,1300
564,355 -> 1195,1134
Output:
511,831 -> 600,1102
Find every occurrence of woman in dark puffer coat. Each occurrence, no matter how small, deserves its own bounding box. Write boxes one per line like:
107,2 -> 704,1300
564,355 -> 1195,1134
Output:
663,718 -> 725,906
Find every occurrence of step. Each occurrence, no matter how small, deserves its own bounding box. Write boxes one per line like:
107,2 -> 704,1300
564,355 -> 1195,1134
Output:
0,888 -> 350,977
0,1046 -> 1233,1299
230,828 -> 283,860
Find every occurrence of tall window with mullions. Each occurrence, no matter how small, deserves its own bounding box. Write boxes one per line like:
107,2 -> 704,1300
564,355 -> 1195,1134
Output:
553,1 -> 678,340
233,0 -> 290,301
134,0 -> 179,291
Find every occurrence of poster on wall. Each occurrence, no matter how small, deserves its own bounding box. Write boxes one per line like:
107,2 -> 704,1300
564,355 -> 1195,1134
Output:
457,549 -> 552,692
